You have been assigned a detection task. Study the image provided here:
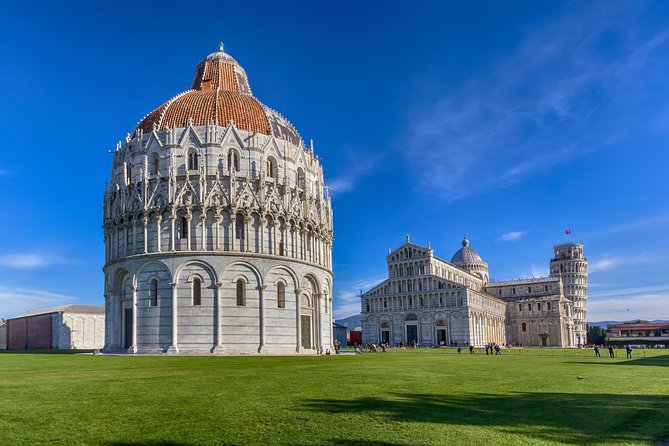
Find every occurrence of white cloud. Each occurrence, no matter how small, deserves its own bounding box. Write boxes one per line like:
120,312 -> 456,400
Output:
499,231 -> 525,242
584,214 -> 669,239
588,252 -> 654,273
404,4 -> 669,200
0,286 -> 78,319
326,146 -> 378,195
0,253 -> 71,269
587,284 -> 669,321
334,276 -> 385,319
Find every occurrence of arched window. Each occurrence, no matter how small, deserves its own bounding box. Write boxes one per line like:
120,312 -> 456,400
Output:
125,162 -> 131,181
149,279 -> 158,307
192,277 -> 202,306
150,153 -> 159,176
296,168 -> 305,189
236,279 -> 246,306
180,217 -> 188,239
188,150 -> 198,170
277,282 -> 286,308
267,156 -> 277,179
522,322 -> 527,332
235,214 -> 244,240
228,150 -> 239,172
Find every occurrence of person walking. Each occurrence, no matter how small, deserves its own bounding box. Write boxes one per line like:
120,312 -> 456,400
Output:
608,345 -> 615,358
594,345 -> 601,357
626,345 -> 633,359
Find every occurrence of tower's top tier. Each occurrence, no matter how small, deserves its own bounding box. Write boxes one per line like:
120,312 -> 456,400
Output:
552,243 -> 585,261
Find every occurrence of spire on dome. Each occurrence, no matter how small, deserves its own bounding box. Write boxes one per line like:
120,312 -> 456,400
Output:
219,40 -> 224,52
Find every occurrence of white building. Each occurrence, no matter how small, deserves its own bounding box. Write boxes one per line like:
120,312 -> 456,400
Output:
102,44 -> 334,355
362,236 -> 586,348
3,305 -> 104,350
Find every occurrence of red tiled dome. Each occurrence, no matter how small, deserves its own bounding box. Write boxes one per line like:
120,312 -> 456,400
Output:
136,46 -> 303,147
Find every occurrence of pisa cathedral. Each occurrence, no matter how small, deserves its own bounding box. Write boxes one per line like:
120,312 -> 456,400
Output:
102,44 -> 333,355
361,236 -> 588,348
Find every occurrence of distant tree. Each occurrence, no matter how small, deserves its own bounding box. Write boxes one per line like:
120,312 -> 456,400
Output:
624,319 -> 649,324
587,324 -> 606,344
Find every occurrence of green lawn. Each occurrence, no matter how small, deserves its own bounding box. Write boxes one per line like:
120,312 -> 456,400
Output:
1,349 -> 667,445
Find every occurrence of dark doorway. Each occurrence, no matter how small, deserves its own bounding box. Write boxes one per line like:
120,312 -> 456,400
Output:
406,324 -> 418,344
381,330 -> 390,344
541,335 -> 548,347
301,315 -> 311,349
124,308 -> 133,349
437,329 -> 447,345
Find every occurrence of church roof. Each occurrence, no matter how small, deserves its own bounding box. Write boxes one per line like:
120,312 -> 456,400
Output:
486,276 -> 559,287
450,237 -> 484,265
135,44 -> 304,148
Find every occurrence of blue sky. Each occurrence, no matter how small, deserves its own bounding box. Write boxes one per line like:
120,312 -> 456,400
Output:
1,1 -> 668,322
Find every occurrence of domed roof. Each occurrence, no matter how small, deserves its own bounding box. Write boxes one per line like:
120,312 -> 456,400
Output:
136,43 -> 304,148
450,237 -> 484,265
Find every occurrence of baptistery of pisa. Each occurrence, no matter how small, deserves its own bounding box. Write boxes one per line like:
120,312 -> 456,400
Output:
102,44 -> 334,354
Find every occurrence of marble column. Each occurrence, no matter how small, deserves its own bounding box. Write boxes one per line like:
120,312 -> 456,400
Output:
200,213 -> 206,250
295,289 -> 302,353
127,283 -> 138,354
230,216 -> 236,251
143,217 -> 148,254
258,284 -> 266,353
212,282 -> 223,354
156,215 -> 162,252
167,282 -> 179,354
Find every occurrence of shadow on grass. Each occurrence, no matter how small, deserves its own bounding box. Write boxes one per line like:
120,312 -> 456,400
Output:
305,392 -> 669,444
567,355 -> 669,367
328,441 -> 409,446
106,442 -> 190,446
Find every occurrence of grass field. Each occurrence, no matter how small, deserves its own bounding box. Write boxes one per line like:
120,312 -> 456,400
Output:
1,348 -> 668,445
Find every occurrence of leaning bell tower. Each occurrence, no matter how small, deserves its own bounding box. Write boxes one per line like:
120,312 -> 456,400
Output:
550,243 -> 588,346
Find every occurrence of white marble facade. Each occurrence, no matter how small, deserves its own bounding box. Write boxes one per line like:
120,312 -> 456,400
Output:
362,237 -> 585,348
103,46 -> 333,355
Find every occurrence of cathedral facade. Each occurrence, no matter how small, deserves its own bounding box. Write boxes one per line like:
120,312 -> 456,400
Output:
361,236 -> 587,348
102,45 -> 334,355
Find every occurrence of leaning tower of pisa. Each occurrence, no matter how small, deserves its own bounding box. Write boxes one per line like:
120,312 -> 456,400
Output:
550,243 -> 588,346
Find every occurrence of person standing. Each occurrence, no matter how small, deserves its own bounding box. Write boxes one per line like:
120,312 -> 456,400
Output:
594,345 -> 601,357
608,345 -> 615,358
469,345 -> 475,354
457,346 -> 462,354
626,345 -> 633,359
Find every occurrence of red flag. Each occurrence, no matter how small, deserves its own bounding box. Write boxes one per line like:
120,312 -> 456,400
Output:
565,229 -> 572,235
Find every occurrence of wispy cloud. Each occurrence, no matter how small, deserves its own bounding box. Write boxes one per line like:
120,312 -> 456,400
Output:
334,276 -> 385,319
587,284 -> 669,321
0,286 -> 78,319
326,146 -> 378,195
405,3 -> 669,200
584,214 -> 669,239
589,252 -> 654,273
499,231 -> 525,242
0,253 -> 72,269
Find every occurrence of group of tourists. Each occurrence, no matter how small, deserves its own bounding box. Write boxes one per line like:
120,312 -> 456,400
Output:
594,344 -> 634,359
485,343 -> 502,355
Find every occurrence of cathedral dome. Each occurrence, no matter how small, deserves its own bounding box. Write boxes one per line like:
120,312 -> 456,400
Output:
135,43 -> 304,148
451,237 -> 484,265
